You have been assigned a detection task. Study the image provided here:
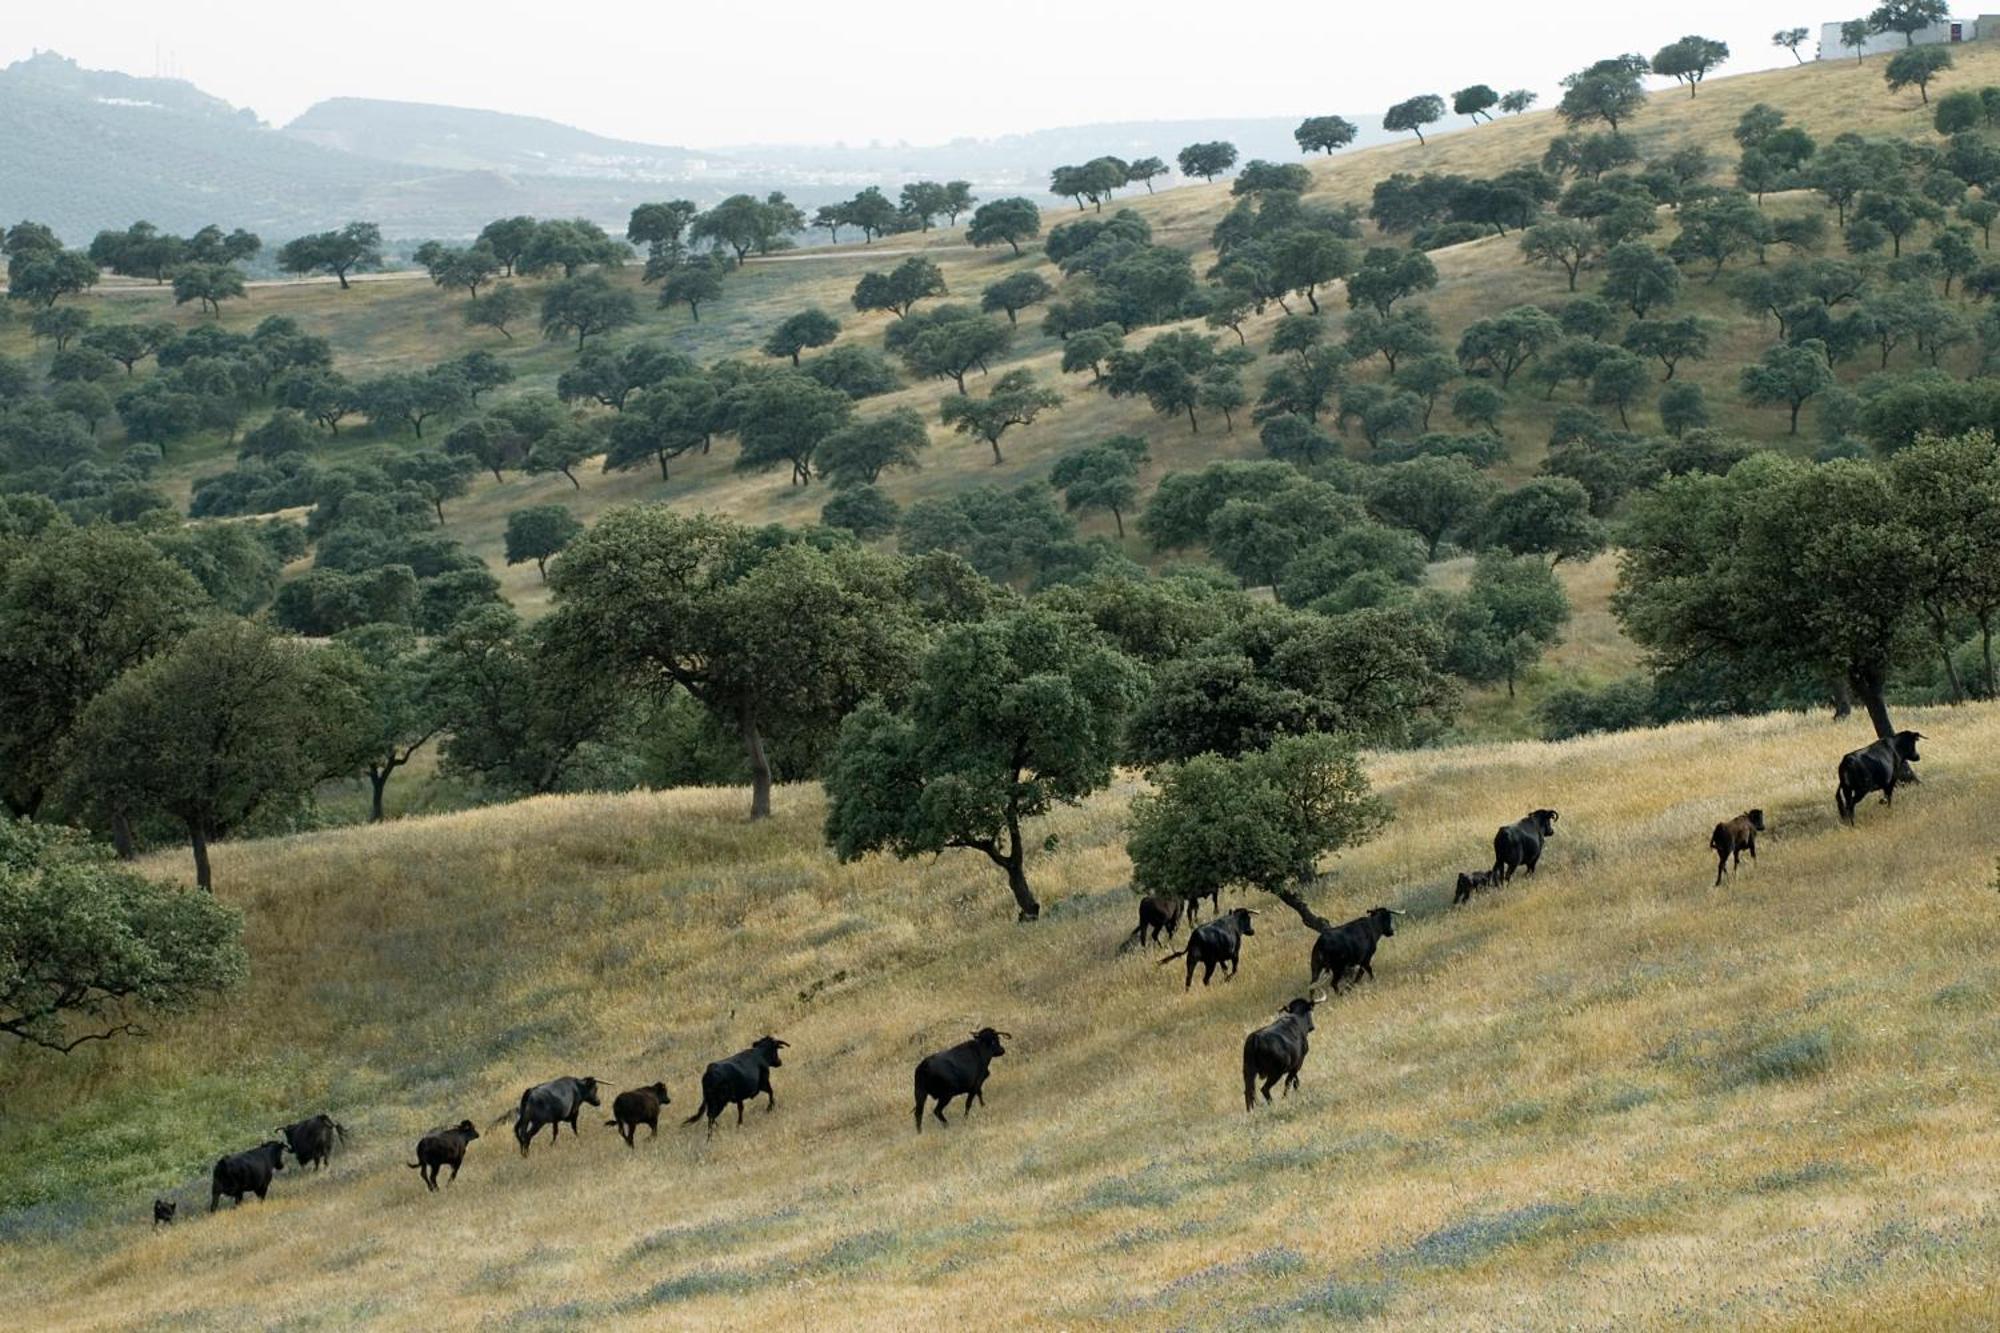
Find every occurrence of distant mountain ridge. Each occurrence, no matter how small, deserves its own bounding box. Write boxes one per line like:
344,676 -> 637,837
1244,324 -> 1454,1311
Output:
0,53 -> 723,243
1,51 -> 1387,244
283,98 -> 717,179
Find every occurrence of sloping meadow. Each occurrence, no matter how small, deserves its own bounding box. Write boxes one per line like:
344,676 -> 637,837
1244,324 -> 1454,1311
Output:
4,703 -> 2000,1328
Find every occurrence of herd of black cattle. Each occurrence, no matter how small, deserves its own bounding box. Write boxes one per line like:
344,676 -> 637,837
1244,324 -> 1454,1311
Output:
157,728 -> 1925,1224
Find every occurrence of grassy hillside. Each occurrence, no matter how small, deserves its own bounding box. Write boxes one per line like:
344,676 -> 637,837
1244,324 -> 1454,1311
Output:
4,701 -> 1998,1328
20,41 -> 1992,595
7,42 -> 1983,769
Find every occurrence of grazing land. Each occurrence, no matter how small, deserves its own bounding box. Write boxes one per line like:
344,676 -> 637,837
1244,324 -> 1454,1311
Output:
3,703 -> 1996,1329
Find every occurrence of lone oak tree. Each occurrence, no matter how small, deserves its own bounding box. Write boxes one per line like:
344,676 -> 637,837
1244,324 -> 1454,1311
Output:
1384,94 -> 1446,146
276,222 -> 382,290
549,508 -> 925,820
0,523 -> 206,821
1616,453 -> 1924,738
63,619 -> 370,890
1127,733 -> 1388,931
822,606 -> 1148,921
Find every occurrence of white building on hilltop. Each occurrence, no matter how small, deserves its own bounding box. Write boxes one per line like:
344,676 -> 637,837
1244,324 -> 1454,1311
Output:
1816,15 -> 2000,59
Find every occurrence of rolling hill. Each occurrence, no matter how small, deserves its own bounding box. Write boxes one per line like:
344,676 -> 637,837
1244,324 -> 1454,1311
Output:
0,53 -> 719,241
2,703 -> 1995,1327
283,98 -> 716,180
10,39 -> 1987,738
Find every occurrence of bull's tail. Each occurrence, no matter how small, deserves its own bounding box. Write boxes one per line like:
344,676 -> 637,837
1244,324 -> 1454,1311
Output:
1242,1044 -> 1257,1113
332,1121 -> 349,1143
1835,780 -> 1852,824
1118,924 -> 1144,954
604,1118 -> 621,1128
405,1160 -> 422,1169
681,1106 -> 705,1126
1157,949 -> 1188,966
1709,823 -> 1729,853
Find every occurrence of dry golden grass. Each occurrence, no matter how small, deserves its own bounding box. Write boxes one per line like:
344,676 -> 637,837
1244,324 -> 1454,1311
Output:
5,702 -> 1999,1329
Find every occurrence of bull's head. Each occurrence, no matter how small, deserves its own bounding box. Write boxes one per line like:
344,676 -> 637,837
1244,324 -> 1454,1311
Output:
649,1082 -> 671,1101
1234,907 -> 1260,934
1372,906 -> 1404,936
1746,809 -> 1766,831
454,1121 -> 480,1140
577,1077 -> 602,1106
972,1028 -> 1010,1058
1894,731 -> 1924,762
755,1036 -> 788,1066
1532,809 -> 1559,836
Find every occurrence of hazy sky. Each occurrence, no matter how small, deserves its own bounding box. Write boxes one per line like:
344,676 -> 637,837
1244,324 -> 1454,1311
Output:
4,1 -> 1842,146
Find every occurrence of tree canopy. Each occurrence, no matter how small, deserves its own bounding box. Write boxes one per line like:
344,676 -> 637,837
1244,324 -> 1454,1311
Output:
823,605 -> 1147,920
550,509 -> 927,819
0,819 -> 245,1052
1384,95 -> 1446,145
276,222 -> 382,289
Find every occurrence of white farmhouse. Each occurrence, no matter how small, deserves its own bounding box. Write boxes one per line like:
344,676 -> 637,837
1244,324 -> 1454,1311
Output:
1816,14 -> 2000,59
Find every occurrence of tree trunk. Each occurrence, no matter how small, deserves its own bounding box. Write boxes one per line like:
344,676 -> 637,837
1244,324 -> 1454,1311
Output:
999,814 -> 1039,921
1848,666 -> 1895,739
187,820 -> 213,892
1930,608 -> 1967,702
1112,507 -> 1125,538
990,439 -> 1005,465
369,768 -> 391,822
1940,644 -> 1967,702
1268,879 -> 1334,933
111,809 -> 136,860
741,709 -> 773,820
1982,614 -> 1997,697
1831,675 -> 1853,720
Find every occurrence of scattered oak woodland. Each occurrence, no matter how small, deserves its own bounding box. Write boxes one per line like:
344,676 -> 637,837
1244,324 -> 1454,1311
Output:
8,13 -> 2000,1326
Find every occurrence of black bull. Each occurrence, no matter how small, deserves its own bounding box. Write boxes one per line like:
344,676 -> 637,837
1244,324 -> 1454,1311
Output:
1836,731 -> 1923,825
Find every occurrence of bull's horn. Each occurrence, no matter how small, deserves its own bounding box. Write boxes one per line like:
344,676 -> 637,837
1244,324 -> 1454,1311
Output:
1386,908 -> 1406,915
997,1031 -> 1013,1039
1244,908 -> 1261,915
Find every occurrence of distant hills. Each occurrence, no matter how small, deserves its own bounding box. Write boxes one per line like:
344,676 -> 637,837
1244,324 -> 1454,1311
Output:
713,115 -> 1400,190
0,53 -> 732,244
283,98 -> 717,180
1,51 -> 1385,244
